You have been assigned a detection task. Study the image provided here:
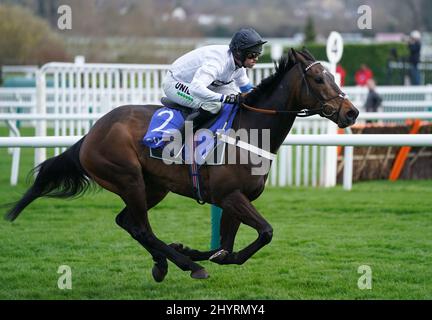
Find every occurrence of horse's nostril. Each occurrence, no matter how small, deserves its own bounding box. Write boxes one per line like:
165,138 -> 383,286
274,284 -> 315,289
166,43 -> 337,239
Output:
346,110 -> 356,119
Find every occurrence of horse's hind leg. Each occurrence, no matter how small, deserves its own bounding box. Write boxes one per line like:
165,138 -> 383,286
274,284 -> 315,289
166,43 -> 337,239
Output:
170,211 -> 241,261
118,171 -> 209,280
81,128 -> 208,280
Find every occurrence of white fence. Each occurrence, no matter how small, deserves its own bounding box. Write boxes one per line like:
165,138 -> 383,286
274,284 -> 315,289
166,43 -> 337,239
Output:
31,62 -> 282,165
1,65 -> 38,78
345,85 -> 432,113
3,62 -> 432,115
3,85 -> 432,114
1,131 -> 431,190
0,88 -> 36,111
0,112 -> 336,187
267,112 -> 432,189
2,112 -> 431,187
2,62 -> 432,187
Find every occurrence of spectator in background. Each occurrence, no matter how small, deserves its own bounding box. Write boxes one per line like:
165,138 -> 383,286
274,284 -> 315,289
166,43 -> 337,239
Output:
364,79 -> 382,116
408,30 -> 422,85
389,47 -> 398,61
336,64 -> 346,86
355,64 -> 373,86
386,48 -> 399,85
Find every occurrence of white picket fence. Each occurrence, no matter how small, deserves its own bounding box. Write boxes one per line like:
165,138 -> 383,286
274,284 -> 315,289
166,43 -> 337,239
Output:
2,62 -> 432,187
269,112 -> 432,189
29,61 -> 339,188
346,85 -> 432,113
2,112 -> 432,188
1,129 -> 432,190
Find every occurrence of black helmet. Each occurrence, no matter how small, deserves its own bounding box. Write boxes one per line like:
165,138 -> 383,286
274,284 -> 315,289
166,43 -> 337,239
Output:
229,28 -> 267,64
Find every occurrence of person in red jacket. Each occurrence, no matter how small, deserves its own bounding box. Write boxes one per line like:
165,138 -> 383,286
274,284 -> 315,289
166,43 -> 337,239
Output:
336,64 -> 346,86
354,64 -> 373,86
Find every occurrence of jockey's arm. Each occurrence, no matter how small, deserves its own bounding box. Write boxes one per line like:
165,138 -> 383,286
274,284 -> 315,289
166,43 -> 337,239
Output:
235,69 -> 254,93
240,83 -> 253,93
189,62 -> 253,104
189,66 -> 225,103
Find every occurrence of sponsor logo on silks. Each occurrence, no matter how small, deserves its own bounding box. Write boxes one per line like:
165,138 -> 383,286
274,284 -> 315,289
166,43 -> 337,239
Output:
177,91 -> 193,102
175,82 -> 193,102
175,82 -> 191,95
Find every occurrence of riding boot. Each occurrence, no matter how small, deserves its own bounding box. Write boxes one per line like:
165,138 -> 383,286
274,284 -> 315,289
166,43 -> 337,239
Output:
179,108 -> 215,139
192,109 -> 215,130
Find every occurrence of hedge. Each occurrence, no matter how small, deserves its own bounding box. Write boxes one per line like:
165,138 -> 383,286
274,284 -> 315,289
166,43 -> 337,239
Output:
261,43 -> 410,86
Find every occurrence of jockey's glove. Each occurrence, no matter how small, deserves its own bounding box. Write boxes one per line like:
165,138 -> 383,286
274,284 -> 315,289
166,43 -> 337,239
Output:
223,93 -> 244,105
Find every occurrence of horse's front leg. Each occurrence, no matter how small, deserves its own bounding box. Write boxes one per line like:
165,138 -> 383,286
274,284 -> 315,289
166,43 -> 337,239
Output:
209,190 -> 273,265
169,212 -> 241,261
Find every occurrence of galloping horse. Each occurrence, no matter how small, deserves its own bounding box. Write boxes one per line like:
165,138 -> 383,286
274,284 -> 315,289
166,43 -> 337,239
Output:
5,49 -> 359,282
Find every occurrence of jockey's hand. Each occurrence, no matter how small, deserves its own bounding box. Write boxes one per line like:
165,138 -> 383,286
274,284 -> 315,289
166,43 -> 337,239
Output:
223,93 -> 244,105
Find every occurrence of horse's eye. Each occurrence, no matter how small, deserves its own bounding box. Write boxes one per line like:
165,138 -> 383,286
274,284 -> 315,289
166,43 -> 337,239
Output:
315,77 -> 324,84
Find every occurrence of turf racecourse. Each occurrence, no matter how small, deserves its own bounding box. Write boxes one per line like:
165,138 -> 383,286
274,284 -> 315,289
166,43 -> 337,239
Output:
0,148 -> 431,299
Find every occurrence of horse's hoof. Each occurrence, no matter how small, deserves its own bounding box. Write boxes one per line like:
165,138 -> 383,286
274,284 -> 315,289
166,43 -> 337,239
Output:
209,249 -> 229,263
152,265 -> 168,283
190,268 -> 209,279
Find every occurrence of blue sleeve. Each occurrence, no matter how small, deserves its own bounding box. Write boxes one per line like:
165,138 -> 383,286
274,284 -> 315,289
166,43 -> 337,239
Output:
240,83 -> 254,93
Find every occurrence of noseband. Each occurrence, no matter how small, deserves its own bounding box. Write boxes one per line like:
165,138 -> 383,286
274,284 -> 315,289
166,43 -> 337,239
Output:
241,61 -> 347,119
300,61 -> 347,120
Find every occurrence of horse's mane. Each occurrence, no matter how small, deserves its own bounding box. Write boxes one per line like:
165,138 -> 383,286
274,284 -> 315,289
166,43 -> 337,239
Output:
245,49 -> 315,104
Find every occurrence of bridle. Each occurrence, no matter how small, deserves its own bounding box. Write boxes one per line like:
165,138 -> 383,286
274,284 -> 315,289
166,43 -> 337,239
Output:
240,61 -> 348,119
300,61 -> 347,120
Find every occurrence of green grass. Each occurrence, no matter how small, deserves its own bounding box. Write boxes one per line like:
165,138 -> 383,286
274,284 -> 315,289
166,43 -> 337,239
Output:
0,129 -> 432,299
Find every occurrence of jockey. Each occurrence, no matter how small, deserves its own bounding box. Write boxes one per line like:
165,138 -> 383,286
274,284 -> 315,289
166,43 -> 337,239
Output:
162,27 -> 267,135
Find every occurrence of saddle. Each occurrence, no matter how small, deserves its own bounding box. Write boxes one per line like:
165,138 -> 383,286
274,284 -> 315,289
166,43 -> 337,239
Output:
144,98 -> 240,203
160,97 -> 193,119
144,97 -> 238,161
160,97 -> 218,131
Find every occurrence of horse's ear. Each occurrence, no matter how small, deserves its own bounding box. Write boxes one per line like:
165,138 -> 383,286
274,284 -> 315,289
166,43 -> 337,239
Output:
302,47 -> 316,61
292,48 -> 308,65
288,48 -> 297,64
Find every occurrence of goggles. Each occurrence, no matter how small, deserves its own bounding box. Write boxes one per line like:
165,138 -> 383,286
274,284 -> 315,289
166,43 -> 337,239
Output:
245,52 -> 260,59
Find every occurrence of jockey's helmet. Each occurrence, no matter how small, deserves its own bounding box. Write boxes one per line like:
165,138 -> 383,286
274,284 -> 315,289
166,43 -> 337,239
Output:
229,28 -> 267,66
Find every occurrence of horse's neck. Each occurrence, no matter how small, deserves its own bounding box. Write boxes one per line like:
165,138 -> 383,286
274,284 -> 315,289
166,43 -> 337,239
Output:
236,74 -> 299,154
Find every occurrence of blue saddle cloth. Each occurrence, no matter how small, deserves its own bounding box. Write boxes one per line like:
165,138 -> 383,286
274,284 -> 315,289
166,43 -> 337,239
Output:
142,103 -> 239,150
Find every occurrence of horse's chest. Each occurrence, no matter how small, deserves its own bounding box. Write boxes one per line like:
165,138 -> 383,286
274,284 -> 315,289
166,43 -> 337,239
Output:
207,167 -> 266,200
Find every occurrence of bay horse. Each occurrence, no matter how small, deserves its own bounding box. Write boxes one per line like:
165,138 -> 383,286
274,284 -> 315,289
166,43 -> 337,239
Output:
5,49 -> 358,282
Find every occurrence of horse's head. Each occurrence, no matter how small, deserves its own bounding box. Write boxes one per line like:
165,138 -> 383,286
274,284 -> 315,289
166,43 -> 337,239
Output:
289,48 -> 359,128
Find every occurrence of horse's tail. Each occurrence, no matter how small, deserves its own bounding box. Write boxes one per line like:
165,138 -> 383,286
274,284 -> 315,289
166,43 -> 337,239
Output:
4,137 -> 91,221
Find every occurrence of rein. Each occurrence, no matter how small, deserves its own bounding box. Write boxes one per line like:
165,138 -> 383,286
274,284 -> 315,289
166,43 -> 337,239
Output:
241,61 -> 347,118
240,102 -> 324,117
